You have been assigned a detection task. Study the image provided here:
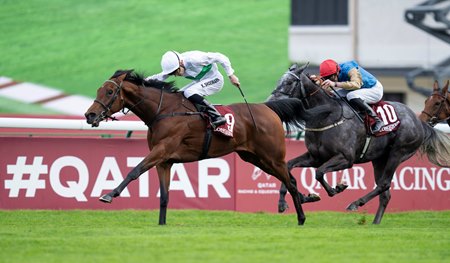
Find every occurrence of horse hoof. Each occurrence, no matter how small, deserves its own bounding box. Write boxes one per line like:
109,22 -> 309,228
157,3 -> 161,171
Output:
99,194 -> 113,203
298,217 -> 306,226
346,203 -> 358,211
336,183 -> 348,193
308,193 -> 321,202
278,202 -> 289,213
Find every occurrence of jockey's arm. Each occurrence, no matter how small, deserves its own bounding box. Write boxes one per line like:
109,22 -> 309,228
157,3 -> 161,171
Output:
145,72 -> 168,82
338,68 -> 363,90
205,52 -> 240,87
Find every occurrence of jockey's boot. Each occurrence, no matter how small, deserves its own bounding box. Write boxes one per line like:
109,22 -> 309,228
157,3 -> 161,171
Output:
349,98 -> 384,134
188,94 -> 226,129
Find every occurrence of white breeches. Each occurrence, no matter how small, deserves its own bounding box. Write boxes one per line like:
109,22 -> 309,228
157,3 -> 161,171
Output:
335,81 -> 384,104
181,71 -> 224,98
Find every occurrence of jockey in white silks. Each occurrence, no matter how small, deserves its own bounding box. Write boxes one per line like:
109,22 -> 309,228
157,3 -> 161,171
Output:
146,50 -> 240,128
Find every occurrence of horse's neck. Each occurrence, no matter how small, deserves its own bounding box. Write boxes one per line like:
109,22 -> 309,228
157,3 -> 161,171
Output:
305,93 -> 345,125
124,86 -> 183,123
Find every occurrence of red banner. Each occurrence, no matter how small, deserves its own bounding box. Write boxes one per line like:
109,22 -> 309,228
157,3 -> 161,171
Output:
1,137 -> 449,212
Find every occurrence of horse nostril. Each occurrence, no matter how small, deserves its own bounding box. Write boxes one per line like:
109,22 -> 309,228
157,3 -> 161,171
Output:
85,112 -> 96,123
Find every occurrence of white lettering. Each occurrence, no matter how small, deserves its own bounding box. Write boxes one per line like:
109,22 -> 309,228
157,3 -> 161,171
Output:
91,157 -> 130,197
420,167 -> 435,190
299,168 -> 320,194
157,163 -> 196,198
436,168 -> 450,191
127,157 -> 149,197
49,156 -> 88,201
398,167 -> 414,191
199,158 -> 231,198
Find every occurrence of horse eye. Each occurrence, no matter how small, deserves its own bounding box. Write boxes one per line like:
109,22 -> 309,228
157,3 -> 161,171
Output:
107,89 -> 114,95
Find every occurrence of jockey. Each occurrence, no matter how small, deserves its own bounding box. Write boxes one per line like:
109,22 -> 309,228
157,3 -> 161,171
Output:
146,50 -> 240,128
319,59 -> 385,134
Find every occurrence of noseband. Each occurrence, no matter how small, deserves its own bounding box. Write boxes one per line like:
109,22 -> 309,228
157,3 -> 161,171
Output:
421,91 -> 449,127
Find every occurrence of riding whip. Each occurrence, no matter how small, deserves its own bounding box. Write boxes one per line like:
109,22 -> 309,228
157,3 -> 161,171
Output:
237,86 -> 258,129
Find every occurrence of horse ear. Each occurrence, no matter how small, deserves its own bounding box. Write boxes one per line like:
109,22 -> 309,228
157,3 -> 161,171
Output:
443,80 -> 449,94
433,80 -> 440,92
289,64 -> 299,71
295,62 -> 310,74
117,70 -> 132,81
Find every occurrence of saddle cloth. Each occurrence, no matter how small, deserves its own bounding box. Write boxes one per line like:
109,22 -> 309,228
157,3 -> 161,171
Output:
365,101 -> 401,137
211,105 -> 235,138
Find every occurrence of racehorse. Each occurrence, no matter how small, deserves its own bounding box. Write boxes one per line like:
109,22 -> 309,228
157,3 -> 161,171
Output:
419,80 -> 450,127
270,64 -> 450,224
85,69 -> 317,225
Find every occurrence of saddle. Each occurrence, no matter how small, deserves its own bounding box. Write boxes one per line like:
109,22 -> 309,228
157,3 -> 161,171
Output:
193,104 -> 235,138
363,101 -> 401,137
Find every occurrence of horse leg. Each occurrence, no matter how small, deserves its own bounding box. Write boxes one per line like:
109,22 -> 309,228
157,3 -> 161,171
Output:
346,157 -> 401,224
314,154 -> 352,197
99,161 -> 147,203
244,153 -> 306,225
99,146 -> 165,203
374,190 -> 391,224
278,172 -> 321,213
371,158 -> 391,224
156,163 -> 172,225
278,182 -> 288,213
275,166 -> 305,225
278,152 -> 321,212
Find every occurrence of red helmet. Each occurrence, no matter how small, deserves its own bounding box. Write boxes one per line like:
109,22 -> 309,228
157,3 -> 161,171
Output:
320,59 -> 340,77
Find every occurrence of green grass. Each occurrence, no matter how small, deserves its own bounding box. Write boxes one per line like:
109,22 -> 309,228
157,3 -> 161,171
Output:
0,0 -> 290,114
0,96 -> 61,114
1,210 -> 449,263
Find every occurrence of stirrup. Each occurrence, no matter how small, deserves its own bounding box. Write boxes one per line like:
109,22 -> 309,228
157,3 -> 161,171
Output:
371,119 -> 384,134
211,116 -> 226,129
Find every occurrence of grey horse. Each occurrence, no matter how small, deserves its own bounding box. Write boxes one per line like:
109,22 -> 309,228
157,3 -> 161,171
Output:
269,64 -> 450,224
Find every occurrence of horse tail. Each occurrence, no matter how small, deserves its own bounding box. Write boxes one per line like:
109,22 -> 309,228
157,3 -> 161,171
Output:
264,98 -> 306,132
265,98 -> 334,133
419,122 -> 450,167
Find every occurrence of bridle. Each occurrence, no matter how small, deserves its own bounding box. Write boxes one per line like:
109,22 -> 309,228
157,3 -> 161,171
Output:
273,70 -> 348,132
273,71 -> 322,109
94,80 -> 125,121
421,91 -> 450,127
94,79 -> 152,122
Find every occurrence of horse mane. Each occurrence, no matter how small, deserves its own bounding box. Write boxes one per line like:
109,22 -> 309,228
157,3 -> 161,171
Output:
111,69 -> 178,93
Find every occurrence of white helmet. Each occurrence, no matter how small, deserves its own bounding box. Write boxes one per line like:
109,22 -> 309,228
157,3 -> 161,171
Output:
160,51 -> 181,75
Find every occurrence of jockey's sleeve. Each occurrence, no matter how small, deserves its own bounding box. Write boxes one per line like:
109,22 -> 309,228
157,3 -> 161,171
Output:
205,52 -> 235,77
145,72 -> 168,82
339,68 -> 363,90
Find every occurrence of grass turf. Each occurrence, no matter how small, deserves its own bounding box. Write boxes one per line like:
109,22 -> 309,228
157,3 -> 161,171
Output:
0,0 -> 291,114
1,210 -> 449,263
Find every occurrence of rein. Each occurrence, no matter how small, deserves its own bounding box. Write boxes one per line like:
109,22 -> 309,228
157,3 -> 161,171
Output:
283,71 -> 347,131
96,79 -> 202,127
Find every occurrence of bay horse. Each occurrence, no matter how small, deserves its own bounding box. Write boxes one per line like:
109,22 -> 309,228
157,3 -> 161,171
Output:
85,69 -> 317,225
270,64 -> 450,224
419,80 -> 450,127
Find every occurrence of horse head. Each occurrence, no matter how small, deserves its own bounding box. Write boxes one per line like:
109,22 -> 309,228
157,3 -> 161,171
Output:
419,80 -> 450,127
85,70 -> 131,127
269,63 -> 329,109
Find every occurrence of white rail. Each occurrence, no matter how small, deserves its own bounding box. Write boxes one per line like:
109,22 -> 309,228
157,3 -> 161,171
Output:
0,117 -> 449,133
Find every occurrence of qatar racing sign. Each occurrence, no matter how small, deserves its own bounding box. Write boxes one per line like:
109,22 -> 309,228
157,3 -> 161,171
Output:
0,138 -> 234,210
1,138 -> 449,212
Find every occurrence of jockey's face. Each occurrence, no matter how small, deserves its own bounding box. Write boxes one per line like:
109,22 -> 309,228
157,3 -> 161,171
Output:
323,73 -> 338,82
172,60 -> 185,76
